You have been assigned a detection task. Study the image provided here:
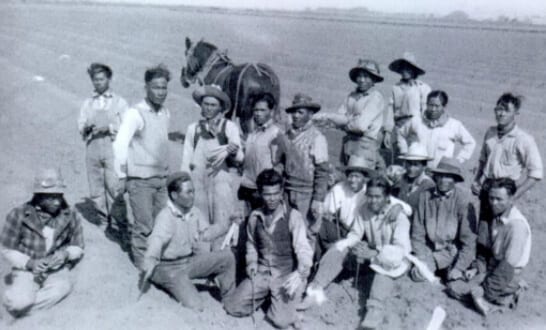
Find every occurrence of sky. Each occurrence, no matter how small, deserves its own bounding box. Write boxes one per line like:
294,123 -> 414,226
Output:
94,0 -> 546,19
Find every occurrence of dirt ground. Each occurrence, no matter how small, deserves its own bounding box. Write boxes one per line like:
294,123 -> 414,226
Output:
0,2 -> 545,329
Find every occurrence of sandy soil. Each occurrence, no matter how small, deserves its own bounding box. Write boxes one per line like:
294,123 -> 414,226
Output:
0,3 -> 545,329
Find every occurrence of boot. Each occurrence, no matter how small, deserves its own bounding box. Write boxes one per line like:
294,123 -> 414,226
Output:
361,300 -> 384,329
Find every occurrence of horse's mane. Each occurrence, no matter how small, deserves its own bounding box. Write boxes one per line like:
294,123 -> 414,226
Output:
194,40 -> 218,62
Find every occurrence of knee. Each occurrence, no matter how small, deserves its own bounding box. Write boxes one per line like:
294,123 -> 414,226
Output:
223,292 -> 250,317
267,311 -> 293,329
51,279 -> 74,299
3,287 -> 36,314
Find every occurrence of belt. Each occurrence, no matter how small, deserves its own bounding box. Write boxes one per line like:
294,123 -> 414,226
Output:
87,131 -> 112,143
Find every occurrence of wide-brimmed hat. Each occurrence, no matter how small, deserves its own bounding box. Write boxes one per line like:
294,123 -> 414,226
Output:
192,84 -> 232,111
369,245 -> 410,278
285,93 -> 321,113
389,52 -> 425,76
429,157 -> 465,182
33,168 -> 66,194
398,143 -> 433,161
343,155 -> 376,177
349,59 -> 384,83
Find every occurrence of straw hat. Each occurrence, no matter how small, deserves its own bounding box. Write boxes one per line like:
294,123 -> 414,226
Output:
192,84 -> 232,111
33,168 -> 66,194
429,157 -> 465,182
285,93 -> 321,113
349,59 -> 384,83
369,244 -> 410,278
398,143 -> 433,161
389,52 -> 425,76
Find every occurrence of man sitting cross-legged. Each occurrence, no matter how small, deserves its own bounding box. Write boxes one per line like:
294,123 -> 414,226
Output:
224,169 -> 313,329
140,171 -> 236,311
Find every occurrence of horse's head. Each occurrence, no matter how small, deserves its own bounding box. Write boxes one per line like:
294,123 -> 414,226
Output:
180,37 -> 218,88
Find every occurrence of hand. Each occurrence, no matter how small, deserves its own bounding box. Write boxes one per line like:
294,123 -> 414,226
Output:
385,204 -> 403,223
310,200 -> 324,222
199,227 -> 214,242
26,258 -> 49,274
312,113 -> 331,127
447,268 -> 464,281
464,268 -> 478,280
246,263 -> 257,278
471,181 -> 481,196
141,257 -> 158,283
282,271 -> 304,297
229,212 -> 244,226
47,250 -> 68,270
351,242 -> 377,264
226,143 -> 239,156
383,131 -> 393,149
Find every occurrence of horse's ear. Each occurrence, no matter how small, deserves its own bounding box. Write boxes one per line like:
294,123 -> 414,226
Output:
185,37 -> 192,50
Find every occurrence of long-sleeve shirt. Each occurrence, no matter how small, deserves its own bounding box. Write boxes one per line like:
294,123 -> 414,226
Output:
246,203 -> 313,277
77,90 -> 128,141
412,186 -> 477,271
145,201 -> 210,261
1,203 -> 84,270
397,113 -> 476,167
338,90 -> 386,141
241,119 -> 282,189
385,79 -> 431,131
112,100 -> 170,178
323,181 -> 366,230
476,125 -> 543,184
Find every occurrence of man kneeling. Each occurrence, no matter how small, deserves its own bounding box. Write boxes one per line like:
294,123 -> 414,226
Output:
141,172 -> 236,311
224,169 -> 313,329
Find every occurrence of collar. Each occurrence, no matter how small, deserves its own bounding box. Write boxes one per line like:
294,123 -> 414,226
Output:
256,119 -> 274,132
496,124 -> 518,138
432,188 -> 454,199
397,79 -> 417,87
167,200 -> 188,219
22,203 -> 71,234
496,206 -> 517,225
423,112 -> 449,128
289,120 -> 313,136
144,99 -> 166,114
93,89 -> 113,98
254,202 -> 287,224
351,89 -> 370,100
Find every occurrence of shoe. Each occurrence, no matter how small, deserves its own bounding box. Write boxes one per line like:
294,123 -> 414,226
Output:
297,286 -> 326,310
471,289 -> 491,316
361,306 -> 383,329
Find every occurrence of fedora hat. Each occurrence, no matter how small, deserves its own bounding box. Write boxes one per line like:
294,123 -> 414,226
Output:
192,84 -> 232,111
369,244 -> 410,278
349,59 -> 384,83
389,52 -> 425,76
285,93 -> 321,113
33,168 -> 66,194
429,157 -> 465,182
343,155 -> 376,177
398,143 -> 433,161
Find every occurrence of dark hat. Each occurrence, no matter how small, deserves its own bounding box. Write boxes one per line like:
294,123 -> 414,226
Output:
349,59 -> 384,83
389,52 -> 425,76
167,171 -> 192,187
343,155 -> 376,177
285,93 -> 321,113
192,84 -> 232,111
87,62 -> 112,78
33,168 -> 66,194
429,157 -> 464,182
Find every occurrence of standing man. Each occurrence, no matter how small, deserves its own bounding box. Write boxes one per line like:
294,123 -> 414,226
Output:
181,84 -> 243,251
113,64 -> 171,270
1,168 -> 84,317
141,172 -> 236,311
239,92 -> 283,214
471,93 -> 542,220
224,169 -> 313,329
313,59 -> 386,167
78,63 -> 128,224
273,93 -> 329,245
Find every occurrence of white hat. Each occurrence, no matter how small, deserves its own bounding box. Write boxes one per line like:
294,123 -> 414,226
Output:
398,143 -> 433,161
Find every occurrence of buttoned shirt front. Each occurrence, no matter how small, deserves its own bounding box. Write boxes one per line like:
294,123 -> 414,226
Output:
489,207 -> 531,269
478,125 -> 543,182
78,90 -> 128,141
145,201 -> 209,261
386,79 -> 431,131
323,181 -> 367,230
338,89 -> 386,141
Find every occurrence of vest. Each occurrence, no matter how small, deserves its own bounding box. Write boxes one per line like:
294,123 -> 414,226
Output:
127,102 -> 170,178
283,126 -> 321,191
254,207 -> 296,274
193,119 -> 239,169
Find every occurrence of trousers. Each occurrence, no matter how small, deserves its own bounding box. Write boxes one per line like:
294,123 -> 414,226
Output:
85,137 -> 118,216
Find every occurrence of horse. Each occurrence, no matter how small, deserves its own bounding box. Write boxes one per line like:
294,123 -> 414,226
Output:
180,37 -> 281,136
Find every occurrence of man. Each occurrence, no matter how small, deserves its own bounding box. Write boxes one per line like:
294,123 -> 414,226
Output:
313,59 -> 387,167
239,92 -> 283,213
411,157 -> 477,295
181,84 -> 243,250
224,169 -> 313,329
468,178 -> 531,315
141,172 -> 236,311
78,63 -> 128,224
392,143 -> 435,208
471,93 -> 542,220
397,90 -> 476,167
273,93 -> 329,244
1,168 -> 84,317
301,176 -> 412,330
113,64 -> 171,269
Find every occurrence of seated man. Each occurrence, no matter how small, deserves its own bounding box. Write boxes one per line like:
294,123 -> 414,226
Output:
224,169 -> 313,329
302,176 -> 412,330
467,178 -> 531,315
1,168 -> 84,317
317,155 -> 375,253
411,157 -> 477,293
140,171 -> 236,311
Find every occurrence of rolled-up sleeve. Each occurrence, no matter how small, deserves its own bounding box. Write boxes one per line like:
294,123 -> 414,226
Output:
345,93 -> 385,135
454,121 -> 476,163
289,210 -> 314,277
113,108 -> 143,178
520,135 -> 543,179
145,212 -> 173,261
